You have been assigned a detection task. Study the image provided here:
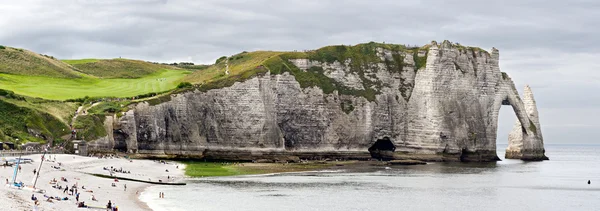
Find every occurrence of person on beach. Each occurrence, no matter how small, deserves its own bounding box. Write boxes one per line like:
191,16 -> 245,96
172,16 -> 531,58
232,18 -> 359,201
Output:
107,200 -> 112,209
63,186 -> 68,194
76,193 -> 80,202
124,184 -> 127,191
32,200 -> 39,211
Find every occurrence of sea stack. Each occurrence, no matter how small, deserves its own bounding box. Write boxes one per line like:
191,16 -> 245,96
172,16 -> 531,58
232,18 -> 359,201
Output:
506,85 -> 548,160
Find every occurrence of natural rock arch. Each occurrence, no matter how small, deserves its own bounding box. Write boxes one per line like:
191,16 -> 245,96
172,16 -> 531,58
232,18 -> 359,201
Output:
493,85 -> 548,160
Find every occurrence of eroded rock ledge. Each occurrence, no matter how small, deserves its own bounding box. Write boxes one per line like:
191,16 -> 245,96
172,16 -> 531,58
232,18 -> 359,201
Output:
88,41 -> 547,162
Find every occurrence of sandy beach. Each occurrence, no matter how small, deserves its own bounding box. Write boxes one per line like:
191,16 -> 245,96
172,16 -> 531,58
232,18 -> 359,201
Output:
0,154 -> 185,211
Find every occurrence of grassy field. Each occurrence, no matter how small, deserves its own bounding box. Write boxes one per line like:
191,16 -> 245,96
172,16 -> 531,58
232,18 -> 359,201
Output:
0,69 -> 191,100
62,59 -> 99,65
66,58 -> 182,78
182,161 -> 342,177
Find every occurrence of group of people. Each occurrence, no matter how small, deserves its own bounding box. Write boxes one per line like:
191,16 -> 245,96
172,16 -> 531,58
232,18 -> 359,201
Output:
103,166 -> 131,174
46,171 -> 107,209
107,200 -> 119,211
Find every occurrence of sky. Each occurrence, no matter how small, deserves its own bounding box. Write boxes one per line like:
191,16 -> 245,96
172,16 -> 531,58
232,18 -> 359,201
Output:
0,0 -> 598,144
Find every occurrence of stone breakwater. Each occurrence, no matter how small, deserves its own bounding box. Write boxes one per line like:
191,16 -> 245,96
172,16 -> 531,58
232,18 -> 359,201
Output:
88,41 -> 547,162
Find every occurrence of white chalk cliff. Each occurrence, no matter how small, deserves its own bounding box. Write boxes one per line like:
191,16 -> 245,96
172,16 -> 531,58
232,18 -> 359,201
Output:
506,85 -> 548,160
89,41 -> 548,161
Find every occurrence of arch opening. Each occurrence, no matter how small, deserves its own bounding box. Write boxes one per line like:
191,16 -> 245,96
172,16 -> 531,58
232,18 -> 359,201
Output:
368,137 -> 396,160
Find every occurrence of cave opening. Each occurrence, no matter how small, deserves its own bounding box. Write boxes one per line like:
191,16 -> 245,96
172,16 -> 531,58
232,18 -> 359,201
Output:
368,137 -> 396,160
113,129 -> 129,152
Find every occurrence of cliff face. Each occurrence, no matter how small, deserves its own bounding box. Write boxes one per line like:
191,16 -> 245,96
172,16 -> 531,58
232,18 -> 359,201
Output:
89,41 -> 547,161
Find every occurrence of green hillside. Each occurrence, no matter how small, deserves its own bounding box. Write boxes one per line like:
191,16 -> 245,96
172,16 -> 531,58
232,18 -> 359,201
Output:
0,46 -> 84,78
65,58 -> 182,78
0,69 -> 190,100
0,90 -> 74,144
0,46 -> 196,145
0,46 -> 193,100
183,51 -> 282,87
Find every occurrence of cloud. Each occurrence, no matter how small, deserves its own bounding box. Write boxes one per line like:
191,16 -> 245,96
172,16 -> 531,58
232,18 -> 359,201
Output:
0,0 -> 597,143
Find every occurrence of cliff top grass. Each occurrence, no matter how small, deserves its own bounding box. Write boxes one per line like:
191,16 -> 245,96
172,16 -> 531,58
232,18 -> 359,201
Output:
183,51 -> 283,85
183,42 -> 431,101
0,46 -> 84,78
66,58 -> 184,78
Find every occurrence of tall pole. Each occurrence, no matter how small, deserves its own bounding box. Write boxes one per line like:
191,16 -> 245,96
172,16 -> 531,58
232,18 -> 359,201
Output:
33,150 -> 46,189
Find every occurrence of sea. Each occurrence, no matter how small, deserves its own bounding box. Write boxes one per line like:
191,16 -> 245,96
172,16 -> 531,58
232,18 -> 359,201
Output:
140,144 -> 600,211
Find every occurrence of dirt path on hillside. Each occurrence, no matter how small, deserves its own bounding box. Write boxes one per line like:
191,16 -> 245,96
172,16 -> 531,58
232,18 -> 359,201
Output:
68,102 -> 102,136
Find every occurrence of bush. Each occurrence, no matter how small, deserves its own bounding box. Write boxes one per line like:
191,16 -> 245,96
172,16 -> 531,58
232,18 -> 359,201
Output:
0,45 -> 5,50
215,56 -> 227,64
87,102 -> 128,114
177,82 -> 193,89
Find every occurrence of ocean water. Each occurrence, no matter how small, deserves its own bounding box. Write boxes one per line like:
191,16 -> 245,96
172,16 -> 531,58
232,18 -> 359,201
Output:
140,145 -> 600,211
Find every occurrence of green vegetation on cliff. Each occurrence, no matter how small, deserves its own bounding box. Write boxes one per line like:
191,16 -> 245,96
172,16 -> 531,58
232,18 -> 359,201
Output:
73,114 -> 107,141
0,94 -> 71,144
184,51 -> 281,89
183,42 -> 429,101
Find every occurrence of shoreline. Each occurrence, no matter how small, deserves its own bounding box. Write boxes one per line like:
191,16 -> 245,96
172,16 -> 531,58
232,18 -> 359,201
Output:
136,162 -> 188,211
134,184 -> 152,210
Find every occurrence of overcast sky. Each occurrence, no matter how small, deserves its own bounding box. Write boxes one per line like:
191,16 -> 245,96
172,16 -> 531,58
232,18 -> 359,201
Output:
1,0 -> 598,144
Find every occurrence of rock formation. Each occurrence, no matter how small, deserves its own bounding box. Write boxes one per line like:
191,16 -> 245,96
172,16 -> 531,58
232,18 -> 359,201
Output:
88,41 -> 548,161
506,85 -> 549,160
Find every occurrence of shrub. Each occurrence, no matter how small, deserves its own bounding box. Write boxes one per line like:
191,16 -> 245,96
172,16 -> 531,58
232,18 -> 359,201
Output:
0,45 -> 5,50
215,56 -> 227,64
501,72 -> 508,80
340,100 -> 355,114
177,82 -> 193,89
